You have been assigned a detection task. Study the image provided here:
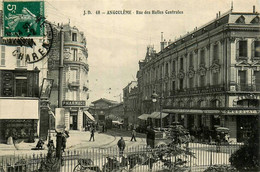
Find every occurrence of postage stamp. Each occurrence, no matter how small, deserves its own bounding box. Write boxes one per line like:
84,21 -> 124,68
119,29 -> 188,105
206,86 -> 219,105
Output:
3,1 -> 45,37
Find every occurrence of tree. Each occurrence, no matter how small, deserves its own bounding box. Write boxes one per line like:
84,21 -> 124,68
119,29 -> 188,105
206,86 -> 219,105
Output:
229,117 -> 259,171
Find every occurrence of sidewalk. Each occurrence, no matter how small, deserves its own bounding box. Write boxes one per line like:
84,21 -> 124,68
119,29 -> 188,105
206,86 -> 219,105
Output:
0,130 -> 116,157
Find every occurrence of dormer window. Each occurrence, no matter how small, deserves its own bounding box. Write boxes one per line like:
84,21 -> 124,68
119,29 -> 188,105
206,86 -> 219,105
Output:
251,16 -> 260,24
235,16 -> 245,24
72,33 -> 77,41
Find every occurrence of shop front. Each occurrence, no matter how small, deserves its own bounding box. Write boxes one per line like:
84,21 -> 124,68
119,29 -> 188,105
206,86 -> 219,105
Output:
0,98 -> 39,142
62,100 -> 87,131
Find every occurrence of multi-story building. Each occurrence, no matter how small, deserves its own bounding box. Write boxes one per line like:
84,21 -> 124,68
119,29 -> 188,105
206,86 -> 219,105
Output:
48,24 -> 89,131
0,15 -> 49,142
123,81 -> 139,126
137,8 -> 260,142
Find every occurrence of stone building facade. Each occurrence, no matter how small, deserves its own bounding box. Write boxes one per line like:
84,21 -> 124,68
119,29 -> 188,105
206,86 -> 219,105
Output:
48,24 -> 89,131
137,9 -> 260,142
123,81 -> 139,125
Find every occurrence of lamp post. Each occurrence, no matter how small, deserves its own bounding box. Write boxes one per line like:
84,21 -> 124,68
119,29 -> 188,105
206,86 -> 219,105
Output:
151,90 -> 163,130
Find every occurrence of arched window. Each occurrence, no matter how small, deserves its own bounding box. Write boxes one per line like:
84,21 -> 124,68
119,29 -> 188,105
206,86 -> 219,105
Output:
198,100 -> 206,108
211,99 -> 221,108
187,100 -> 193,108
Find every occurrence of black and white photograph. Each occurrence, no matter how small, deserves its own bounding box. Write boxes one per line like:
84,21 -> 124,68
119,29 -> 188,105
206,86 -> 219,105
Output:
0,0 -> 259,171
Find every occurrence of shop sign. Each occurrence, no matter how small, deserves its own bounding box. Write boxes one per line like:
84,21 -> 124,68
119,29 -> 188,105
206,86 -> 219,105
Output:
62,101 -> 86,106
222,109 -> 259,115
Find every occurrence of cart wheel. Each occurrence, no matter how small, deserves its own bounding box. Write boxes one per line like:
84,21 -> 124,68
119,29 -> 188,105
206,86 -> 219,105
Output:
73,164 -> 83,171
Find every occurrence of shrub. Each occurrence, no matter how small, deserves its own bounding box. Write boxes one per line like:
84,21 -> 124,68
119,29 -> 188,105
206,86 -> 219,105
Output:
204,164 -> 238,172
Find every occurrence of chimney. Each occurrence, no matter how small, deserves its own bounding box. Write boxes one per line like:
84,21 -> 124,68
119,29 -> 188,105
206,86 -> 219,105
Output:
160,32 -> 164,51
219,11 -> 221,17
216,13 -> 218,19
253,5 -> 255,13
168,39 -> 172,45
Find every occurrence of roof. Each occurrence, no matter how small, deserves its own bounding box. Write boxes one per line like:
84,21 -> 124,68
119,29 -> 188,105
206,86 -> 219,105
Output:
91,98 -> 119,105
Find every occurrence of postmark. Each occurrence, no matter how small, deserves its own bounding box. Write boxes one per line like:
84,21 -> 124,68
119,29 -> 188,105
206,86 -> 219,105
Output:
11,21 -> 54,64
2,1 -> 54,63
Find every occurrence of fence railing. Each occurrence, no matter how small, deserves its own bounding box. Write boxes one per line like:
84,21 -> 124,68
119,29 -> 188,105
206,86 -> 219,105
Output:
0,142 -> 243,172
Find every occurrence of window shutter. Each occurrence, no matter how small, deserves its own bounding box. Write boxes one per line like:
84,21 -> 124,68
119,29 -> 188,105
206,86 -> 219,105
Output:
17,47 -> 20,67
236,40 -> 239,58
252,40 -> 255,58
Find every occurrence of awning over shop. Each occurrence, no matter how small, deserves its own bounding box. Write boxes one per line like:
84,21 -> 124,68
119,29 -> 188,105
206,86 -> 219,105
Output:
138,114 -> 150,120
149,112 -> 169,119
0,98 -> 39,119
83,111 -> 95,121
163,109 -> 204,114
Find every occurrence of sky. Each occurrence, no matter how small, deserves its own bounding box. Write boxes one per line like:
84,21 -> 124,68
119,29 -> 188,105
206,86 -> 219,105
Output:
30,0 -> 260,102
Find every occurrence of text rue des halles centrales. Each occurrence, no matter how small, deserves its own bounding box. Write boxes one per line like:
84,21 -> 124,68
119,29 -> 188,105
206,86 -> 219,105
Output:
83,9 -> 183,15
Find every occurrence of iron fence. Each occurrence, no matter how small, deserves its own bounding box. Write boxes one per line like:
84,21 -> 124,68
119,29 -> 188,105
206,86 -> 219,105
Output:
0,142 -> 243,172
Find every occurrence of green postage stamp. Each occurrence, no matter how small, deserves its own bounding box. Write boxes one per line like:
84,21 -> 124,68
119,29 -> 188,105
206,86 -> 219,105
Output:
3,1 -> 45,37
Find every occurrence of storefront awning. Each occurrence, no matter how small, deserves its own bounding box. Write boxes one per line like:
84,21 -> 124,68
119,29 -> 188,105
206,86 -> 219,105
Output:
149,112 -> 169,119
163,109 -> 204,114
0,98 -> 39,119
83,111 -> 95,121
138,114 -> 150,120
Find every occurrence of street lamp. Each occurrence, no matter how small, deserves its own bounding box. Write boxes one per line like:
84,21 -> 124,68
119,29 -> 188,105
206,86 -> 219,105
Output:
151,90 -> 163,130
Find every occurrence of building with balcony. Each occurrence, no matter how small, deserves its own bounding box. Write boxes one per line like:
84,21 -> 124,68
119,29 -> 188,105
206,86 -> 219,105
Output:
47,24 -> 89,131
136,8 -> 260,142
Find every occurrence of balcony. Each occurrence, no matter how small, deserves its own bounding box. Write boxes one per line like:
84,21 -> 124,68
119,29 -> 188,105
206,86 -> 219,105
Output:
236,84 -> 260,91
68,81 -> 80,90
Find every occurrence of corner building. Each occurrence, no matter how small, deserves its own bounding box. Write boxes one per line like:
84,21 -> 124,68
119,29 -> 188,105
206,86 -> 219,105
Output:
137,9 -> 260,142
48,24 -> 89,131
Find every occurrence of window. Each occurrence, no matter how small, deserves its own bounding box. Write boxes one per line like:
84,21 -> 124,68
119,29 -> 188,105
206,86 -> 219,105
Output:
179,79 -> 183,90
213,72 -> 218,85
211,99 -> 221,108
1,46 -> 5,66
72,33 -> 77,41
237,99 -> 259,108
189,53 -> 193,67
172,81 -> 175,91
165,63 -> 169,76
70,69 -> 77,82
213,44 -> 219,60
239,40 -> 247,57
189,77 -> 193,88
200,75 -> 205,87
172,61 -> 176,74
254,71 -> 260,91
72,48 -> 78,61
15,78 -> 27,96
16,47 -> 27,67
200,49 -> 205,64
238,70 -> 246,90
254,41 -> 260,57
180,58 -> 183,70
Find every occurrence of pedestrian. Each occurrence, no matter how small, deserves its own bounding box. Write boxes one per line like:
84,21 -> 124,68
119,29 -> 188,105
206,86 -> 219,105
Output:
117,137 -> 126,156
89,128 -> 95,141
130,129 -> 137,142
62,130 -> 69,152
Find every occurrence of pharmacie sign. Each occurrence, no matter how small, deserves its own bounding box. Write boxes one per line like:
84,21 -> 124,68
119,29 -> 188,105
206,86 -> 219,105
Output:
62,101 -> 86,107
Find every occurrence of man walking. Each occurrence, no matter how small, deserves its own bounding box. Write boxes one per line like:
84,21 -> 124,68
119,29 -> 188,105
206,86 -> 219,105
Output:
89,128 -> 95,141
117,137 -> 126,156
130,129 -> 137,142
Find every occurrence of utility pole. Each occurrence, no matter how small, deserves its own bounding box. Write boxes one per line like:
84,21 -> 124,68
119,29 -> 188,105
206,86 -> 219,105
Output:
56,25 -> 64,160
